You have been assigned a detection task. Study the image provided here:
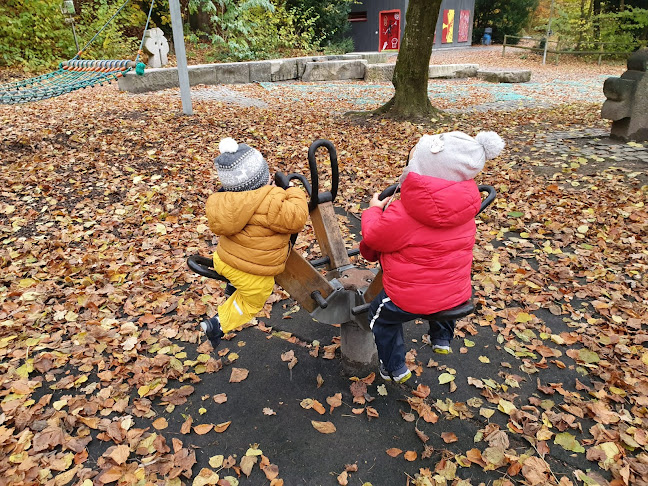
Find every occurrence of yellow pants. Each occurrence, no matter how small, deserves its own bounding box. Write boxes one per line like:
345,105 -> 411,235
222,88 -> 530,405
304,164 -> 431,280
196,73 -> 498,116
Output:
212,252 -> 275,334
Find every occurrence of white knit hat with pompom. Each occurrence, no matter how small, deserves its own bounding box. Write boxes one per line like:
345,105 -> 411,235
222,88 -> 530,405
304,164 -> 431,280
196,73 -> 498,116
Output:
401,131 -> 505,182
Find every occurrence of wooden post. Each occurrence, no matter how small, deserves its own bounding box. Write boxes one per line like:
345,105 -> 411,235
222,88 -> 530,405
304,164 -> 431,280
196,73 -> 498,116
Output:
363,269 -> 384,304
502,35 -> 507,56
275,250 -> 335,313
309,202 -> 351,270
598,42 -> 604,66
542,0 -> 555,65
169,0 -> 193,115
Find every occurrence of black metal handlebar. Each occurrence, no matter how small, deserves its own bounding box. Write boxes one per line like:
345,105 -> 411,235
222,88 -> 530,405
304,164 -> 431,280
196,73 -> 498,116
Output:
476,185 -> 496,215
274,172 -> 313,196
377,183 -> 496,214
187,255 -> 228,281
307,139 -> 338,212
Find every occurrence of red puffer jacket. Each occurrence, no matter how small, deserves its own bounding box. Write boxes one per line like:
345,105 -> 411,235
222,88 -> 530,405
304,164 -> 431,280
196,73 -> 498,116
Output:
360,172 -> 482,314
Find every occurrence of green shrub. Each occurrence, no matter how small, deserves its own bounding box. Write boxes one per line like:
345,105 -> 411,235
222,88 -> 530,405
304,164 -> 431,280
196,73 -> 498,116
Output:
0,0 -> 76,69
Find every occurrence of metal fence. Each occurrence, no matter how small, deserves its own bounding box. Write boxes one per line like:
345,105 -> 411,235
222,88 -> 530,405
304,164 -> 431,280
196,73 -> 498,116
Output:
502,35 -> 646,65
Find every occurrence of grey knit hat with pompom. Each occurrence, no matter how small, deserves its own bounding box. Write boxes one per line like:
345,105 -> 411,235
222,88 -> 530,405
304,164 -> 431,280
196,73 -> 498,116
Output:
401,131 -> 505,183
214,138 -> 270,192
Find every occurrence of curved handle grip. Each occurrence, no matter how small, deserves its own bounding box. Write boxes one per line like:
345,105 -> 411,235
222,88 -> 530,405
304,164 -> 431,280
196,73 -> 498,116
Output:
378,183 -> 399,201
274,172 -> 313,196
187,255 -> 229,281
307,139 -> 338,212
477,185 -> 496,215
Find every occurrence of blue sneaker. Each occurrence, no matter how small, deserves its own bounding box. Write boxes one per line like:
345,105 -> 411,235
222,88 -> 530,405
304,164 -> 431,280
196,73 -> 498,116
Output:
379,363 -> 412,384
200,316 -> 224,349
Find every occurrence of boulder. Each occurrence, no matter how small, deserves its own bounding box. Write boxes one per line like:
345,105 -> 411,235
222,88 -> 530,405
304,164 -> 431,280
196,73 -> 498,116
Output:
477,69 -> 531,83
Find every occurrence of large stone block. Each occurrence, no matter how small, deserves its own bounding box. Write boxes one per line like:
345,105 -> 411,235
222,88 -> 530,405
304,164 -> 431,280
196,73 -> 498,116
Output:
269,59 -> 297,81
118,62 -> 249,93
429,64 -> 479,79
351,52 -> 391,64
209,62 -> 250,84
118,67 -> 178,93
301,60 -> 368,82
364,63 -> 395,82
477,69 -> 531,83
248,61 -> 272,82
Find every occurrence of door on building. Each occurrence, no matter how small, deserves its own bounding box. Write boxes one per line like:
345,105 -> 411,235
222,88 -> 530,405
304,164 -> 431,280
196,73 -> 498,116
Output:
378,10 -> 400,52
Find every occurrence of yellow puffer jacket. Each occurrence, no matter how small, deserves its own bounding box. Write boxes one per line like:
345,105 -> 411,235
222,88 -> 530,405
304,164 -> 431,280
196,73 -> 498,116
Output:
206,186 -> 308,276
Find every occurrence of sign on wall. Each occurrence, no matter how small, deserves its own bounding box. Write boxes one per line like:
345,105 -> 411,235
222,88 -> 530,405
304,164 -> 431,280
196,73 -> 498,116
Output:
458,10 -> 471,42
379,10 -> 401,51
442,10 -> 455,44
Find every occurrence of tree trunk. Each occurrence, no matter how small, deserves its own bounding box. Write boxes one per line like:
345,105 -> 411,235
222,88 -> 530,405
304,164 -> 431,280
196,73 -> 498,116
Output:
374,0 -> 443,120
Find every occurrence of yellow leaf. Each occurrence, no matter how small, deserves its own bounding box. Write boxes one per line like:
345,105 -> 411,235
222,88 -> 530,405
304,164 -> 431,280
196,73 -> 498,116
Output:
19,278 -> 37,288
209,455 -> 224,468
490,254 -> 501,273
199,407 -> 207,415
480,408 -> 495,419
53,399 -> 67,410
478,356 -> 490,363
498,399 -> 516,415
246,446 -> 263,456
438,373 -> 455,384
515,312 -> 533,323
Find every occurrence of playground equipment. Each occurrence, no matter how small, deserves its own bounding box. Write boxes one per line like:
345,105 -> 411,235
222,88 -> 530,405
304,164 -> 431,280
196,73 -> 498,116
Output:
188,140 -> 496,373
0,0 -> 156,104
601,48 -> 648,142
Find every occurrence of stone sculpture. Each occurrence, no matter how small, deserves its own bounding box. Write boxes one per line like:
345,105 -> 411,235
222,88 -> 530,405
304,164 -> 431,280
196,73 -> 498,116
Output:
143,28 -> 169,69
601,48 -> 648,141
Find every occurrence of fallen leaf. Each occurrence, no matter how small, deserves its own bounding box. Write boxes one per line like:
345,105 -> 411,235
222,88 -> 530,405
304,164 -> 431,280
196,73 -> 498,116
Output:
311,420 -> 336,434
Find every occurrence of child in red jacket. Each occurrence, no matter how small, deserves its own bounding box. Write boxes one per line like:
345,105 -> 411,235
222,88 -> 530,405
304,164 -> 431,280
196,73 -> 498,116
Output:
360,131 -> 504,383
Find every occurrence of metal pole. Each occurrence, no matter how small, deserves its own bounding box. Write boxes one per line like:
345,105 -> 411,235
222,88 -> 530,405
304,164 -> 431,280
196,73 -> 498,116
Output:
542,0 -> 555,66
169,0 -> 193,115
71,21 -> 80,52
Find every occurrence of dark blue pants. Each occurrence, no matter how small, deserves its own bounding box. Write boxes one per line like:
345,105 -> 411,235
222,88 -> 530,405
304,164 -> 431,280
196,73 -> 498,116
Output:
368,289 -> 456,373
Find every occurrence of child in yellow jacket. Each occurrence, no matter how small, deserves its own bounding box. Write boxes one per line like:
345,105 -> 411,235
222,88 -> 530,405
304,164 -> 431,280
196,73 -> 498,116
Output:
200,138 -> 309,348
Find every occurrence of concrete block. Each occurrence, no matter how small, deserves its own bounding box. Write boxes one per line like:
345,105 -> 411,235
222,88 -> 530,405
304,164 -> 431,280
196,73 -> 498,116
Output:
301,60 -> 367,82
477,69 -> 531,83
351,52 -> 392,64
429,63 -> 479,78
248,61 -> 272,82
364,63 -> 394,82
118,67 -> 178,93
210,62 -> 250,84
270,59 -> 297,81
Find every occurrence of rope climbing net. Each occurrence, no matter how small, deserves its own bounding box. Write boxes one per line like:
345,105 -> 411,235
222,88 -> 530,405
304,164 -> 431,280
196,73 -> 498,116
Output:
0,0 -> 155,105
1,60 -> 135,104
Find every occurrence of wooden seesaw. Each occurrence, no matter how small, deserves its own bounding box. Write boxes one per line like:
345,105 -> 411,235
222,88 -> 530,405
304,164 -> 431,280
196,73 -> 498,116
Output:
187,139 -> 496,374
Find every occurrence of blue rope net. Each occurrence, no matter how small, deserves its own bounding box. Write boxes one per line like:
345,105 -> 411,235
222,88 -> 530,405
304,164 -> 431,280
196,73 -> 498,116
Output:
0,61 -> 134,104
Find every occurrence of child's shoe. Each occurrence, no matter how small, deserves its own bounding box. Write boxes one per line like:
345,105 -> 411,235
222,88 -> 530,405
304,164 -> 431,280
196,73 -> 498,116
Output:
200,316 -> 224,349
379,363 -> 412,384
431,340 -> 452,354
